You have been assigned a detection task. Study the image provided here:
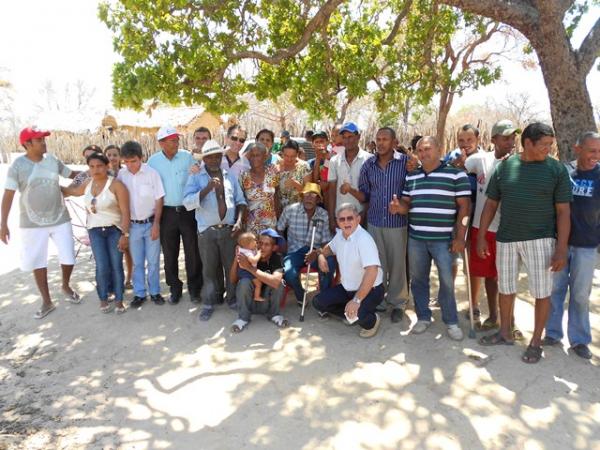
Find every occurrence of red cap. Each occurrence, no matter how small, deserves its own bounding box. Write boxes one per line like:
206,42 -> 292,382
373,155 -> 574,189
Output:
19,127 -> 51,145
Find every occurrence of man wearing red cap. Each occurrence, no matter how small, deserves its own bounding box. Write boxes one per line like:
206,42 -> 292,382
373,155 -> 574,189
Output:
1,127 -> 81,319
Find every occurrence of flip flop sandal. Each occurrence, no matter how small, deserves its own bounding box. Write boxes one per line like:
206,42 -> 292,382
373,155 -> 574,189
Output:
271,315 -> 289,329
477,318 -> 499,331
100,303 -> 114,314
115,305 -> 127,314
64,291 -> 82,304
34,304 -> 56,319
522,345 -> 543,364
512,328 -> 524,341
479,331 -> 514,346
230,319 -> 248,333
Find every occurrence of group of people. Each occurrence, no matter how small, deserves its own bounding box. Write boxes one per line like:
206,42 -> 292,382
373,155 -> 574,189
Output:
1,119 -> 598,364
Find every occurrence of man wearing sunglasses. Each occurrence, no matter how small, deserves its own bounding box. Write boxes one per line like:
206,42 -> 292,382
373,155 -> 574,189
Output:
221,124 -> 250,179
311,203 -> 384,338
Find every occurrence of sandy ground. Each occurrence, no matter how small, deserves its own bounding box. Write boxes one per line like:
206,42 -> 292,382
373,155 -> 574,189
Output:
0,162 -> 599,450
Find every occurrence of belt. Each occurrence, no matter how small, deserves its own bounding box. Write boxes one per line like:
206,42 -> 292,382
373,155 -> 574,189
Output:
164,205 -> 186,213
210,224 -> 232,230
131,215 -> 155,224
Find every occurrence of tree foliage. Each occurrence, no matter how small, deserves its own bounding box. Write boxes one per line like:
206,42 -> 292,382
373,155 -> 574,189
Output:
99,0 -> 505,129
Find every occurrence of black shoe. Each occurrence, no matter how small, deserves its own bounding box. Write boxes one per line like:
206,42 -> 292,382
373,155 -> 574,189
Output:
168,292 -> 181,305
391,307 -> 404,323
151,294 -> 165,305
572,344 -> 592,359
190,292 -> 201,304
130,296 -> 146,308
542,336 -> 561,346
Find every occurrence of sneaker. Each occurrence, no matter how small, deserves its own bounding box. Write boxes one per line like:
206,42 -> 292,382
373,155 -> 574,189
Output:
151,294 -> 165,305
447,324 -> 464,341
359,313 -> 381,338
571,344 -> 592,360
412,320 -> 431,334
199,306 -> 214,321
542,336 -> 561,346
130,296 -> 146,308
168,292 -> 181,305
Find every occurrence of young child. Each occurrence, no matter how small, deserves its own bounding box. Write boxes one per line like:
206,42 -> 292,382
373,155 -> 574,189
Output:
237,232 -> 264,301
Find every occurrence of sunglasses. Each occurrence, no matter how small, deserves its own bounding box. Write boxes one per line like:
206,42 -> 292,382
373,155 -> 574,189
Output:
337,215 -> 354,223
230,136 -> 246,144
90,197 -> 97,214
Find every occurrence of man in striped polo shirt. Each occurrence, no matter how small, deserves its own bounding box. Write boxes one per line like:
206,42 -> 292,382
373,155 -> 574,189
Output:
394,136 -> 471,340
477,122 -> 572,364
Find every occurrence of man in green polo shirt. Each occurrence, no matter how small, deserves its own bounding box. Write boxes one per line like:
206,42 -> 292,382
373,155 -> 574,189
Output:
477,122 -> 572,364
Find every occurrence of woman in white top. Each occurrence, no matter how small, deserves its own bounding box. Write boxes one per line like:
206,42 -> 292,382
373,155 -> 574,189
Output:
62,153 -> 130,313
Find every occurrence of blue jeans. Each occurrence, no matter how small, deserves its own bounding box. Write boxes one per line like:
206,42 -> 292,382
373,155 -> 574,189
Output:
283,246 -> 335,303
88,226 -> 124,302
546,246 -> 596,346
409,237 -> 458,325
130,222 -> 161,297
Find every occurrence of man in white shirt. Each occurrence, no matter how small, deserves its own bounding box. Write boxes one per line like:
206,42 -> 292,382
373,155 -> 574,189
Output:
326,122 -> 373,232
311,202 -> 384,338
221,125 -> 250,179
118,141 -> 166,308
464,119 -> 520,331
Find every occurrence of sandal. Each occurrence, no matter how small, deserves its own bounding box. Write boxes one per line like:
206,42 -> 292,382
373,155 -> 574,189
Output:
522,345 -> 543,364
230,319 -> 248,333
479,331 -> 514,346
477,318 -> 499,331
100,303 -> 114,314
34,304 -> 56,319
115,304 -> 127,314
63,290 -> 82,304
512,328 -> 524,341
271,315 -> 289,329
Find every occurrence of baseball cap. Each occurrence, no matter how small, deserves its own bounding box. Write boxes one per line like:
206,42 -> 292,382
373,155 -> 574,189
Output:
491,120 -> 521,137
280,130 -> 291,138
339,122 -> 359,134
19,126 -> 50,145
156,125 -> 180,141
301,182 -> 322,199
311,130 -> 329,141
259,228 -> 286,248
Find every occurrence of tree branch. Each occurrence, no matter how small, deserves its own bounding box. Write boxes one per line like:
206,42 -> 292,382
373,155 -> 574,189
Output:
229,0 -> 345,64
577,16 -> 600,74
436,0 -> 538,33
382,0 -> 413,45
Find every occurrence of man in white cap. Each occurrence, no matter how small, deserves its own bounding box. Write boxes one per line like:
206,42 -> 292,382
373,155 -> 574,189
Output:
183,140 -> 247,321
1,127 -> 81,319
148,125 -> 202,305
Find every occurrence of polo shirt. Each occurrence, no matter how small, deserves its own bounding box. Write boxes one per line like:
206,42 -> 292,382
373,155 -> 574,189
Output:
221,153 -> 250,179
117,164 -> 165,221
358,153 -> 409,228
402,163 -> 471,241
328,225 -> 383,291
182,167 -> 247,233
327,149 -> 373,212
147,149 -> 194,206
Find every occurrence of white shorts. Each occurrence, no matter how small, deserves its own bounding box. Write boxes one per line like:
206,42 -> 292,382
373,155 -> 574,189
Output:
20,221 -> 75,271
496,238 -> 555,299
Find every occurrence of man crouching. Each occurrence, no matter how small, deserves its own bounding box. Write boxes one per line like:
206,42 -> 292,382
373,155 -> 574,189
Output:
310,203 -> 384,338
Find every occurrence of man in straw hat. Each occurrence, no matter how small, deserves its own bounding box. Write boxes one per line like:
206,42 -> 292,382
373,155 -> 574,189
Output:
183,139 -> 247,321
277,182 -> 334,306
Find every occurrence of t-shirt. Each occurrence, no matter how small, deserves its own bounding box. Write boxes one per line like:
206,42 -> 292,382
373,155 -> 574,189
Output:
568,164 -> 600,248
402,163 -> 471,241
464,151 -> 503,232
486,155 -> 572,243
257,253 -> 283,274
327,149 -> 373,212
5,154 -> 72,228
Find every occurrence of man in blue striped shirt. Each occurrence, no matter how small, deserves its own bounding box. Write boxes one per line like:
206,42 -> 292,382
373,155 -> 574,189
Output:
356,127 -> 410,323
395,136 -> 471,340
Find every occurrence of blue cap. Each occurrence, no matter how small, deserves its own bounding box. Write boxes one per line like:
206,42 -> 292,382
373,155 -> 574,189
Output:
339,122 -> 359,134
260,228 -> 286,248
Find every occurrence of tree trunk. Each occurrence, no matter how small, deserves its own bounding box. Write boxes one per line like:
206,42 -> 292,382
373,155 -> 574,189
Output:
436,86 -> 454,153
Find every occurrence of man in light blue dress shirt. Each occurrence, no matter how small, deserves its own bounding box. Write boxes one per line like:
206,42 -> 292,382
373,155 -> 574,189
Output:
148,125 -> 202,305
183,140 -> 247,321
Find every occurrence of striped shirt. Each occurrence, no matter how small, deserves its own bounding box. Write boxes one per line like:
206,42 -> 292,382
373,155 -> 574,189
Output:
358,154 -> 408,228
402,163 -> 471,240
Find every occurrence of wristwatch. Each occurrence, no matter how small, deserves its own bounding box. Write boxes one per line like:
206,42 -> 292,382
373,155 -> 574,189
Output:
351,297 -> 361,305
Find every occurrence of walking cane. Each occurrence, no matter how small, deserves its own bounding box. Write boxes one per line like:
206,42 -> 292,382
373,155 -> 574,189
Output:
462,216 -> 476,339
299,218 -> 319,322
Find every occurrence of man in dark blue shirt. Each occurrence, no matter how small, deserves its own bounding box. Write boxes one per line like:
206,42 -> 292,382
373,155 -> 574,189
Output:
545,131 -> 600,359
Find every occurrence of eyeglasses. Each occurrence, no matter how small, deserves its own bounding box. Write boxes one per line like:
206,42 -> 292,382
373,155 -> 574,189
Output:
90,197 -> 97,214
337,215 -> 354,223
230,136 -> 246,144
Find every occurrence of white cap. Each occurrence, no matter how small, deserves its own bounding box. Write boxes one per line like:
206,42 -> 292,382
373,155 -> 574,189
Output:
192,139 -> 225,161
156,125 -> 179,141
